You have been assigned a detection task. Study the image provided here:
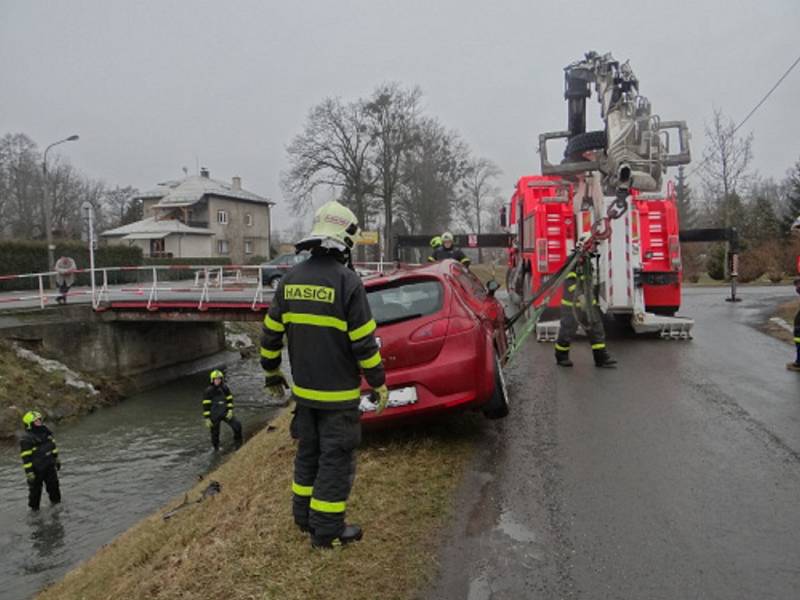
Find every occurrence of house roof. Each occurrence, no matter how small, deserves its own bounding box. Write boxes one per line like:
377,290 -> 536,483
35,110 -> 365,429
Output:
101,217 -> 215,237
138,174 -> 274,207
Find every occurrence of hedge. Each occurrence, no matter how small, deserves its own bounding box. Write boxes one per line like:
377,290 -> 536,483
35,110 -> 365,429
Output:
0,240 -> 143,290
142,256 -> 232,282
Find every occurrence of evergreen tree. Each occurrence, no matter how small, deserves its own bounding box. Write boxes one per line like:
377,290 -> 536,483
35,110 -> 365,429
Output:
674,165 -> 696,228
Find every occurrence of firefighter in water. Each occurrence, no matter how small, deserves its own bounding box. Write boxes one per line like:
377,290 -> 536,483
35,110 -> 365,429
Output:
260,200 -> 388,549
19,411 -> 62,511
427,235 -> 442,262
431,231 -> 471,267
788,276 -> 800,372
554,252 -> 617,368
202,370 -> 243,450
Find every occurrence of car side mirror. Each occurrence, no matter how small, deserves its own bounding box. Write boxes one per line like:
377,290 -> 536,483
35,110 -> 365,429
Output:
486,279 -> 500,297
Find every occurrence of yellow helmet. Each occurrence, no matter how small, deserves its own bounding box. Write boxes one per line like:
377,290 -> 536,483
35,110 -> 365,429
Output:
210,369 -> 224,382
297,201 -> 360,250
430,236 -> 442,249
22,410 -> 43,428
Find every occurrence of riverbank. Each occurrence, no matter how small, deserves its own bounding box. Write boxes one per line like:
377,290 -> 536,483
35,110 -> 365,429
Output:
0,339 -> 120,440
763,299 -> 799,344
37,408 -> 482,600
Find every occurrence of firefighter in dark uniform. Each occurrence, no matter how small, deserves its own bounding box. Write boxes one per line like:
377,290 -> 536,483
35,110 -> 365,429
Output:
202,369 -> 243,450
554,254 -> 617,368
430,231 -> 471,267
788,277 -> 800,372
260,200 -> 388,549
427,235 -> 442,262
19,411 -> 62,511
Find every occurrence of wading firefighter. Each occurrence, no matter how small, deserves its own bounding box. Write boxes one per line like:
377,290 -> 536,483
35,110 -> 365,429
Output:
19,411 -> 62,511
202,370 -> 243,450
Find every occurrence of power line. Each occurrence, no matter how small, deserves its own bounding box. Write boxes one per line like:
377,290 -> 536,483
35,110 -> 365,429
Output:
687,52 -> 800,179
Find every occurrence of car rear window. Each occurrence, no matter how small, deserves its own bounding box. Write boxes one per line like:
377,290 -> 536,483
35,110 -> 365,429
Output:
366,279 -> 444,325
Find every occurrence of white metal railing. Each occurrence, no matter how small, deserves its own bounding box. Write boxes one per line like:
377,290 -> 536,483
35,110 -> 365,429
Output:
0,261 -> 402,312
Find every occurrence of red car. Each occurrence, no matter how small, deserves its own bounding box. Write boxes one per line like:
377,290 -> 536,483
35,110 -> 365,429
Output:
359,260 -> 510,427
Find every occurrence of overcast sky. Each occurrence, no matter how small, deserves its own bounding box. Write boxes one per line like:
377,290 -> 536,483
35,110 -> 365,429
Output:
2,0 -> 798,231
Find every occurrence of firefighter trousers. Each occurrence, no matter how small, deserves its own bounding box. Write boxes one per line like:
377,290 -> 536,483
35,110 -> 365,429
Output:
290,404 -> 361,540
556,304 -> 606,350
28,465 -> 61,510
210,416 -> 243,449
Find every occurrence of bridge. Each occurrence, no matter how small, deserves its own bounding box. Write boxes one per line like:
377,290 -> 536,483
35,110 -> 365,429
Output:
0,262 -> 389,320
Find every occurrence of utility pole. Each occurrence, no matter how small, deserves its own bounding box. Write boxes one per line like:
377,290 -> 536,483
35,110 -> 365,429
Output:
81,201 -> 96,307
42,135 -> 80,275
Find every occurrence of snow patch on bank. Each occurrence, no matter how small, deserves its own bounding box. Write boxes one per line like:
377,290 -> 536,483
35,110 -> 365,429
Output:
13,344 -> 99,395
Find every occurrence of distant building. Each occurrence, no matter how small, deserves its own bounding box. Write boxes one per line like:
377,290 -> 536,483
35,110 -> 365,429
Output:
101,168 -> 274,262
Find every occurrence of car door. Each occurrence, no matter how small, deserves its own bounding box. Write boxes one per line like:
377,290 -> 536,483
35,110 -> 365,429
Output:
450,263 -> 507,356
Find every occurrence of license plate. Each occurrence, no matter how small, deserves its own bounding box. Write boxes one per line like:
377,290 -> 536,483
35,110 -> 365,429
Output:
359,386 -> 417,413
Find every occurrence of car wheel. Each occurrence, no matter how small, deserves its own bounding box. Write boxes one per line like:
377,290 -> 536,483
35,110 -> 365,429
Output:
268,276 -> 281,290
482,351 -> 509,420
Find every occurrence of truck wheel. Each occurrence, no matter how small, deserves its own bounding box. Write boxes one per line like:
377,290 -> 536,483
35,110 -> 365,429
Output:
564,130 -> 606,160
483,352 -> 509,420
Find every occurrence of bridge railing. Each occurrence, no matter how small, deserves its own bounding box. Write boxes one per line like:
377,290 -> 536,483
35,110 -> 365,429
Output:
0,264 -> 270,311
0,261 -> 394,311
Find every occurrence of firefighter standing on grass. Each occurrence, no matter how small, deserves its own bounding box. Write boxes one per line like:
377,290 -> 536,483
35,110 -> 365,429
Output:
260,200 -> 388,549
202,370 -> 243,450
554,252 -> 617,368
19,411 -> 62,511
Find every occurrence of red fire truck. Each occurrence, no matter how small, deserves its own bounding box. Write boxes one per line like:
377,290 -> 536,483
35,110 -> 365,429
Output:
505,176 -> 692,339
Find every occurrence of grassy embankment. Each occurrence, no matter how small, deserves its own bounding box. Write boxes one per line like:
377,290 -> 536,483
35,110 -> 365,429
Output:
0,340 -> 117,440
38,409 -> 482,600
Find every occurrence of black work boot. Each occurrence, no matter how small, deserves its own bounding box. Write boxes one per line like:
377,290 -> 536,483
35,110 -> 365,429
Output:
593,348 -> 618,368
555,349 -> 573,367
311,524 -> 363,549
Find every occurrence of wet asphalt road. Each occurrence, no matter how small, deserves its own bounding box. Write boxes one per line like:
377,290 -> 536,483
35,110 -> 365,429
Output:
427,286 -> 800,600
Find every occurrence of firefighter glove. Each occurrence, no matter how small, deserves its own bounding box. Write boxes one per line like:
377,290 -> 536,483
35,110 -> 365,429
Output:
371,384 -> 390,415
26,472 -> 35,483
204,418 -> 213,429
265,370 -> 288,398
225,409 -> 233,420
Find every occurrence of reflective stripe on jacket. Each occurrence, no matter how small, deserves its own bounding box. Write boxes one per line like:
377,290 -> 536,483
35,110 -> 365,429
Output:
19,426 -> 58,475
260,253 -> 385,410
203,383 -> 234,421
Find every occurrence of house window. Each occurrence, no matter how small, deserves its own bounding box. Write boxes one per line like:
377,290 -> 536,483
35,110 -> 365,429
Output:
244,239 -> 253,255
217,239 -> 229,255
245,213 -> 253,227
217,209 -> 228,225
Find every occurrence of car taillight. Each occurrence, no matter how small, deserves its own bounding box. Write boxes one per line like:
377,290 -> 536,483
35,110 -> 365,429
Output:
669,235 -> 681,270
410,318 -> 449,342
537,238 -> 548,273
447,316 -> 476,335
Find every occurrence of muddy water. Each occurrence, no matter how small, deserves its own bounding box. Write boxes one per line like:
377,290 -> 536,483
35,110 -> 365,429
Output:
0,355 -> 283,600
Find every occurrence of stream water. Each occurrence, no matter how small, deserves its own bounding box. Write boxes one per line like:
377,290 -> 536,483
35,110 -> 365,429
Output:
0,354 -> 282,600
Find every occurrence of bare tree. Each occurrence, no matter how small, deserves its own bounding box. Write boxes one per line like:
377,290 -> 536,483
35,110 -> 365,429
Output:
102,185 -> 141,228
459,157 -> 501,262
364,83 -> 422,257
398,118 -> 469,236
282,97 -> 377,230
701,108 -> 754,227
0,133 -> 42,239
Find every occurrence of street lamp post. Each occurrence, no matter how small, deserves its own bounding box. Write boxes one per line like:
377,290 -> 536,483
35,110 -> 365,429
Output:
81,201 -> 96,307
42,135 -> 79,274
